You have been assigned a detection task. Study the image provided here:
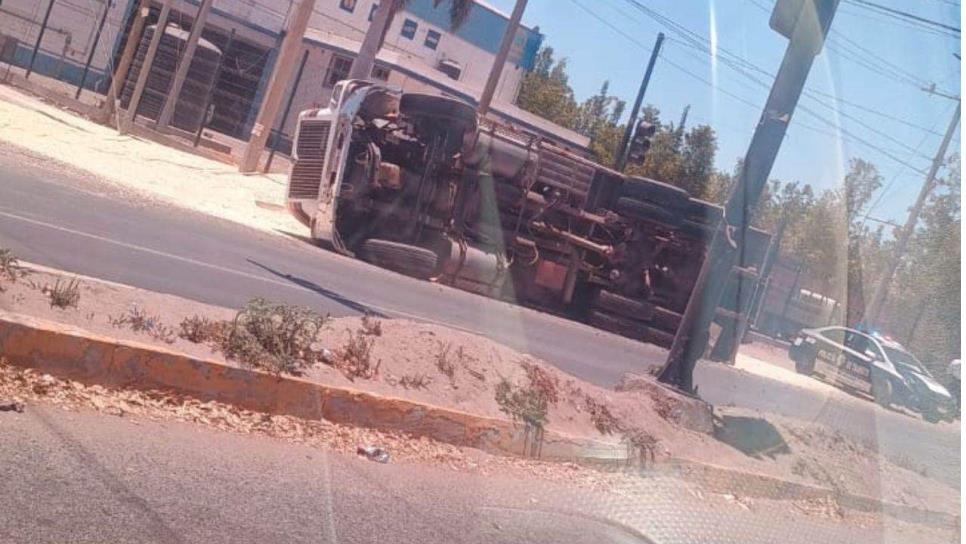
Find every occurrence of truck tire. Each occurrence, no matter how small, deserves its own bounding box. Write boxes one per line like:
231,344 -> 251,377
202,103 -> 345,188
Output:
593,290 -> 654,321
588,310 -> 643,340
871,371 -> 893,408
620,177 -> 690,210
615,197 -> 681,227
399,93 -> 477,125
358,239 -> 439,280
651,305 -> 683,333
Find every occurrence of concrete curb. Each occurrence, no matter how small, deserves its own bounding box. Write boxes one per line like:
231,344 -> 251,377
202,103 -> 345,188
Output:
658,459 -> 959,528
0,311 -> 623,462
0,311 -> 956,528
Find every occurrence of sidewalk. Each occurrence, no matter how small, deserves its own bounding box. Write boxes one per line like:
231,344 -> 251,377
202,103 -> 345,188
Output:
0,84 -> 304,238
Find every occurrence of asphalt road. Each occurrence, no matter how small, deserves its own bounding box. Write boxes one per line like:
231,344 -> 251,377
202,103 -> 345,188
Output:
0,147 -> 958,489
0,404 -> 939,544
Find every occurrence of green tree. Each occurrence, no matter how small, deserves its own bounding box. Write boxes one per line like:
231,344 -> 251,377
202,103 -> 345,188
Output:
516,46 -> 580,129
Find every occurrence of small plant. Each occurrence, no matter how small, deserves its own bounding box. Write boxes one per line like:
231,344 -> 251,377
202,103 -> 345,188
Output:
623,428 -> 660,466
335,329 -> 381,381
178,315 -> 230,344
585,397 -> 620,435
360,314 -> 383,336
520,359 -> 559,405
222,298 -> 328,376
494,360 -> 561,429
399,373 -> 430,389
110,306 -> 176,344
0,248 -> 29,291
45,278 -> 80,309
435,342 -> 456,380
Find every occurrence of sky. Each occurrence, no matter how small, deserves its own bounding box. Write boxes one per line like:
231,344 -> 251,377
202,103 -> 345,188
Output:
486,0 -> 961,224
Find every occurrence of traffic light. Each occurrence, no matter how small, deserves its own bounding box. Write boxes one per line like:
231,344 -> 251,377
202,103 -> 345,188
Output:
626,120 -> 656,165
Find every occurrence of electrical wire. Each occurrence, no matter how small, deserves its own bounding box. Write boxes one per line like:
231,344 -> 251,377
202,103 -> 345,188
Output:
843,0 -> 960,36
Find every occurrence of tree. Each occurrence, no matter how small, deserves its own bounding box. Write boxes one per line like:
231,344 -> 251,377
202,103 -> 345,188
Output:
516,46 -> 580,129
349,0 -> 472,80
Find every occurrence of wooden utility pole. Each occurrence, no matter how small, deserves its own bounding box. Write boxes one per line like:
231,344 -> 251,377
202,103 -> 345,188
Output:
121,0 -> 172,134
865,99 -> 960,324
99,0 -> 149,124
614,32 -> 664,171
477,0 -> 527,116
239,0 -> 317,172
157,0 -> 214,129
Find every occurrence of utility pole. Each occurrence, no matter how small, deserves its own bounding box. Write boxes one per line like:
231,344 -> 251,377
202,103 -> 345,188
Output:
477,0 -> 527,117
75,0 -> 111,99
865,98 -> 960,324
614,32 -> 664,171
25,0 -> 56,78
157,0 -> 214,129
658,0 -> 840,391
99,0 -> 149,125
122,0 -> 172,134
239,0 -> 317,173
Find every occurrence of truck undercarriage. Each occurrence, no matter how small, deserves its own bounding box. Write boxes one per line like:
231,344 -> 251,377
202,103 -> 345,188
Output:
286,81 -> 764,350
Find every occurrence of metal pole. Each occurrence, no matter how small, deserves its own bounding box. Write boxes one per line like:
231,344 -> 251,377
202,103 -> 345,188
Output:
122,0 -> 172,134
193,28 -> 234,147
264,48 -> 309,173
76,0 -> 112,99
99,0 -> 149,124
239,0 -> 318,172
477,0 -> 528,117
614,32 -> 664,171
865,102 -> 961,324
738,214 -> 788,340
658,0 -> 840,390
26,0 -> 56,78
157,0 -> 215,129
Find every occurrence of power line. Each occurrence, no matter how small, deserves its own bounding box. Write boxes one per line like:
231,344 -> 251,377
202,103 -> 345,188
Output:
614,0 -> 933,171
844,0 -> 960,35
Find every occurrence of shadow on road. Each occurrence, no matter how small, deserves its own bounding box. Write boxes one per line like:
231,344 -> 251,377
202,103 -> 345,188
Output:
246,259 -> 388,318
714,415 -> 791,459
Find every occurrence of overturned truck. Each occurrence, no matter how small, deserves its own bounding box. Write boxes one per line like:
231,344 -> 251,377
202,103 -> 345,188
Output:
285,81 -> 763,349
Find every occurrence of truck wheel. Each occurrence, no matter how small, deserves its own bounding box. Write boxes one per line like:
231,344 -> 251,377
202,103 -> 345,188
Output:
588,309 -> 641,339
399,94 -> 477,125
871,372 -> 893,408
358,239 -> 439,280
593,290 -> 654,321
620,176 -> 690,210
614,197 -> 681,227
794,351 -> 816,376
650,305 -> 683,334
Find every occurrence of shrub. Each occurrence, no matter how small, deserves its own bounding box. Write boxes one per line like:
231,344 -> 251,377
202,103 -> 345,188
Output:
178,315 -> 230,344
360,314 -> 383,336
45,278 -> 80,309
0,248 -> 29,290
334,328 -> 381,380
222,298 -> 328,376
110,306 -> 175,344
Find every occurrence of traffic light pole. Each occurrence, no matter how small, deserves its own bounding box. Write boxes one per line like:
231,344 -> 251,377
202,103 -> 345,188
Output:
658,0 -> 840,391
614,32 -> 664,172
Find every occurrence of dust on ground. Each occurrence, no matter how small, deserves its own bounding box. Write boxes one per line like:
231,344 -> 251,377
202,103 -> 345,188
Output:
0,265 -> 958,514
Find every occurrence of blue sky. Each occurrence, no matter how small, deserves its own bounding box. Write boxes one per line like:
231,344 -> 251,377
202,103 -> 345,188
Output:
486,0 -> 961,223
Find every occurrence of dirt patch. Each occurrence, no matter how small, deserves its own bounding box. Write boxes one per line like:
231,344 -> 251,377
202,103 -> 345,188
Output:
0,264 -> 957,513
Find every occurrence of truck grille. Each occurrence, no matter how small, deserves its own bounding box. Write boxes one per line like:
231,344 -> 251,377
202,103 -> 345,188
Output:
288,119 -> 331,200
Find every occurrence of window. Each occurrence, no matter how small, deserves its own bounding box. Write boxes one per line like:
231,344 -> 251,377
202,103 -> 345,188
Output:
339,0 -> 356,13
401,18 -> 418,40
324,54 -> 353,88
424,29 -> 441,50
368,3 -> 378,21
371,65 -> 390,81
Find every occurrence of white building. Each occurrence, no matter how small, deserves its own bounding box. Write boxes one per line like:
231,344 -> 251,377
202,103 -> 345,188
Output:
0,0 -> 589,151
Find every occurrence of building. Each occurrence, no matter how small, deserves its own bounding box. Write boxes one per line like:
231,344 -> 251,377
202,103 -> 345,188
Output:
0,0 -> 589,152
